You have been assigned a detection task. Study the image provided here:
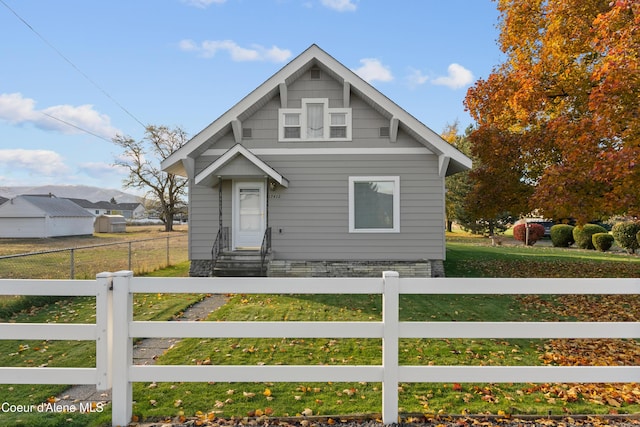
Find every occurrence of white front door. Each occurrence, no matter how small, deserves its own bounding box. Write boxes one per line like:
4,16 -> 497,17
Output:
233,180 -> 266,249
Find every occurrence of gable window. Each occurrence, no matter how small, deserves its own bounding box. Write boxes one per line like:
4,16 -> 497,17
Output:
349,176 -> 400,233
283,113 -> 301,139
279,98 -> 351,141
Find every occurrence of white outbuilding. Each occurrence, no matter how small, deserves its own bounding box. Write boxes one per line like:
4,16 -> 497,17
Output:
0,194 -> 95,238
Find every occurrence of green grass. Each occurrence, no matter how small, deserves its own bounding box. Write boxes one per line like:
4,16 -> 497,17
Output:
0,261 -> 200,427
2,241 -> 639,424
128,237 -> 639,420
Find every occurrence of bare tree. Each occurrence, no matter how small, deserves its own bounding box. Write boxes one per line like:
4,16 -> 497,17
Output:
113,125 -> 188,232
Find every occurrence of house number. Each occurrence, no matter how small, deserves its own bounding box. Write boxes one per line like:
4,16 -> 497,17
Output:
268,194 -> 281,199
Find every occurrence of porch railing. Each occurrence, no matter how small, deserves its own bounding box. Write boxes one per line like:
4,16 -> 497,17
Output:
210,226 -> 229,276
260,227 -> 272,275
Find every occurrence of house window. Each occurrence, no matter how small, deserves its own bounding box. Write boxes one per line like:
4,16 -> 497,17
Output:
279,98 -> 351,141
283,113 -> 301,139
348,176 -> 400,233
330,112 -> 347,138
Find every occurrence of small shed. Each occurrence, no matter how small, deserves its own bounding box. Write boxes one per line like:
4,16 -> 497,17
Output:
94,214 -> 126,233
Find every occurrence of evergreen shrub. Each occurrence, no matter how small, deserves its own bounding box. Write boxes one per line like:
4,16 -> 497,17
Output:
573,224 -> 607,250
592,233 -> 614,252
550,224 -> 575,247
611,221 -> 640,254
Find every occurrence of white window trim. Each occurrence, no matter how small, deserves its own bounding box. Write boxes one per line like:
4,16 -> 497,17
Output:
348,176 -> 400,233
279,98 -> 352,142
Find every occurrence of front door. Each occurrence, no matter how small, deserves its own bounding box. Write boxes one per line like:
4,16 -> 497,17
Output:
233,180 -> 266,249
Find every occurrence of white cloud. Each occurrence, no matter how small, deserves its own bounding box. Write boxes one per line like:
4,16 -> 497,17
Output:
353,58 -> 394,83
181,0 -> 226,8
0,149 -> 70,176
321,0 -> 357,12
179,39 -> 292,62
407,68 -> 429,88
0,93 -> 120,139
431,63 -> 474,89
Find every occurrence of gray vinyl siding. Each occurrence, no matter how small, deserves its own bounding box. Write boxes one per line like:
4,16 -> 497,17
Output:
189,153 -> 445,262
265,154 -> 444,261
236,88 -> 422,151
189,180 -> 231,259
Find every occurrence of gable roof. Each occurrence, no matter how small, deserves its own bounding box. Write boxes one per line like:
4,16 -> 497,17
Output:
14,195 -> 95,218
65,197 -> 100,209
162,44 -> 471,177
195,144 -> 289,187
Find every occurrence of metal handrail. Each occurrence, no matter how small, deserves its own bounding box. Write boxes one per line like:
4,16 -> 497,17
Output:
210,227 -> 229,276
259,227 -> 272,275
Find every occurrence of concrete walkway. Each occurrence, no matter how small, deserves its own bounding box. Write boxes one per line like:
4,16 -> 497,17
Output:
53,294 -> 228,407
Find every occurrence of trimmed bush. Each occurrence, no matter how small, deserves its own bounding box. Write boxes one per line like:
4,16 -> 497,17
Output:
550,224 -> 575,247
513,222 -> 546,245
572,224 -> 607,250
592,233 -> 614,252
611,221 -> 640,254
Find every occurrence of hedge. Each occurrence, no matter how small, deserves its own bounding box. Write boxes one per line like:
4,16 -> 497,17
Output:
592,233 -> 614,252
550,224 -> 575,247
573,224 -> 608,250
513,222 -> 546,245
611,221 -> 640,254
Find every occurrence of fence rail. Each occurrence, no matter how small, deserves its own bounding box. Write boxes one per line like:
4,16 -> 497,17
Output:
0,275 -> 112,389
0,272 -> 638,426
0,234 -> 188,279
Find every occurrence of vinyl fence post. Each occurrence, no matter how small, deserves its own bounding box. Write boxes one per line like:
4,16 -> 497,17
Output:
166,235 -> 170,266
95,272 -> 113,390
112,270 -> 134,427
382,271 -> 400,425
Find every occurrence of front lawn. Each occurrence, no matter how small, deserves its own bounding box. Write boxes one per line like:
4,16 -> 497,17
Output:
1,241 -> 638,425
131,237 -> 640,420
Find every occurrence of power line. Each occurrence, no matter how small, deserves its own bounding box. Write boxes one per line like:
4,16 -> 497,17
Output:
40,111 -> 114,144
0,0 -> 147,129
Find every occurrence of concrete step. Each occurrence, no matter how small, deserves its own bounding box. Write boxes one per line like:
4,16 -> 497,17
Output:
213,251 -> 268,277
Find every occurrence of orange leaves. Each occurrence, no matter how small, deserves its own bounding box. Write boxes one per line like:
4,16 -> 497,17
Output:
464,0 -> 640,220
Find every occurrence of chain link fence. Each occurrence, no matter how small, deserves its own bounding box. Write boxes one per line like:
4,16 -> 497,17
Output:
0,234 -> 189,279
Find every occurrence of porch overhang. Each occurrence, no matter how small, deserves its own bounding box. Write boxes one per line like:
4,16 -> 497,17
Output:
195,144 -> 289,188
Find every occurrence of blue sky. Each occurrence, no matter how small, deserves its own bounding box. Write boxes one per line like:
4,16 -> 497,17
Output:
0,0 -> 502,193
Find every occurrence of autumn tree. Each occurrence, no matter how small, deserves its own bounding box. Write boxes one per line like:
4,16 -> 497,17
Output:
113,125 -> 188,232
443,122 -> 472,232
445,123 -> 517,235
464,0 -> 639,224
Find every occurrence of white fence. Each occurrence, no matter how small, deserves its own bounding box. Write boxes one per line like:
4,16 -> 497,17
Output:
1,272 -> 639,426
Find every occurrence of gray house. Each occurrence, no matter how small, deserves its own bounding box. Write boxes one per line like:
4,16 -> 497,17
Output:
162,45 -> 471,277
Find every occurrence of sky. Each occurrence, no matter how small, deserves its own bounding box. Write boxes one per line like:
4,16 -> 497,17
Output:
0,0 -> 503,193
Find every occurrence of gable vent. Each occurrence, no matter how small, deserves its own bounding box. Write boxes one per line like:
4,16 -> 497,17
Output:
379,126 -> 390,138
242,128 -> 252,138
310,68 -> 321,80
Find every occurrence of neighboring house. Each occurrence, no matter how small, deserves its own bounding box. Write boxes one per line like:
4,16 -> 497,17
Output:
0,194 -> 95,238
65,198 -> 107,216
116,202 -> 146,219
95,201 -> 119,215
162,45 -> 471,278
